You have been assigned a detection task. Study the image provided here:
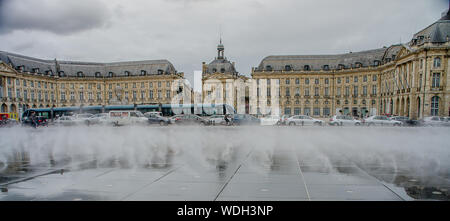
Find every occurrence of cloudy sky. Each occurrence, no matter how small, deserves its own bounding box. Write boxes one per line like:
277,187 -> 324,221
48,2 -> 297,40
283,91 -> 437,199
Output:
0,0 -> 447,84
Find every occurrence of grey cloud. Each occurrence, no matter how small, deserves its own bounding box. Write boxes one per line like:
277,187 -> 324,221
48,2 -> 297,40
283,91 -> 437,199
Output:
0,0 -> 111,35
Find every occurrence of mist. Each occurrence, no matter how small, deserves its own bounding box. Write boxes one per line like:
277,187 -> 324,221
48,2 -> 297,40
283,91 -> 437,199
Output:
1,126 -> 449,185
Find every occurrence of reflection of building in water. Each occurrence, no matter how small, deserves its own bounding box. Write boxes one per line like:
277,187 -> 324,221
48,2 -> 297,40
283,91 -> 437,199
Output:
252,10 -> 450,119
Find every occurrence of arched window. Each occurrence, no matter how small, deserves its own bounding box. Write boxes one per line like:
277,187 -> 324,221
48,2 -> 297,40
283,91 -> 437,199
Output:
355,62 -> 362,68
125,71 -> 131,76
77,71 -> 84,77
431,96 -> 439,116
374,60 -> 380,66
157,69 -> 164,75
220,68 -> 225,73
285,65 -> 292,71
141,70 -> 146,76
434,57 -> 441,68
212,68 -> 217,73
323,65 -> 329,71
95,72 -> 102,78
58,71 -> 65,77
338,64 -> 345,70
108,72 -> 114,77
265,65 -> 272,71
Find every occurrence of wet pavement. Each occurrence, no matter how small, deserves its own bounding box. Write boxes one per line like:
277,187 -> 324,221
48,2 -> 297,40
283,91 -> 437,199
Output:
1,126 -> 449,201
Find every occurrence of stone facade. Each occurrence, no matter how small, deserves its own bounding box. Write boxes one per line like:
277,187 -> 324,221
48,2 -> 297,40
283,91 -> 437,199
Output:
251,12 -> 450,119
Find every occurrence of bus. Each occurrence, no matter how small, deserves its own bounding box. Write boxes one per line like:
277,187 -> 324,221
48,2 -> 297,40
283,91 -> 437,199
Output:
21,103 -> 236,121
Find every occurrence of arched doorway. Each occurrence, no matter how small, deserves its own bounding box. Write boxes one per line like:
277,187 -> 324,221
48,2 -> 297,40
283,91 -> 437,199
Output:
400,98 -> 405,116
32,104 -> 37,108
390,99 -> 393,114
39,104 -> 43,108
10,104 -> 17,113
1,103 -> 7,112
395,98 -> 400,115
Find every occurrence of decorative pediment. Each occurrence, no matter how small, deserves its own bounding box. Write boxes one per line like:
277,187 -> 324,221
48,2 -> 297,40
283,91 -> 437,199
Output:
204,72 -> 235,80
0,62 -> 18,75
395,46 -> 412,60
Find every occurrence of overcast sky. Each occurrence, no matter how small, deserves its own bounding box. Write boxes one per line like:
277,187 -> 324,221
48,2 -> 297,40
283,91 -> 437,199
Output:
0,0 -> 447,84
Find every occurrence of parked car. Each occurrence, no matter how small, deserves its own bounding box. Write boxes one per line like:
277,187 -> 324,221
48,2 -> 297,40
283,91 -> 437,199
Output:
260,115 -> 281,126
390,116 -> 419,126
209,115 -> 226,125
54,116 -> 76,126
364,115 -> 402,126
87,113 -> 109,125
72,113 -> 94,125
329,115 -> 361,126
144,111 -> 162,118
279,115 -> 292,125
148,115 -> 170,126
420,116 -> 450,127
171,114 -> 211,125
286,115 -> 324,126
232,114 -> 260,126
108,111 -> 148,126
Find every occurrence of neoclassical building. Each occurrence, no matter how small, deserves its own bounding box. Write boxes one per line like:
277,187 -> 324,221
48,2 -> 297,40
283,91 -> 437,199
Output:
202,40 -> 249,113
0,52 -> 188,113
251,10 -> 450,119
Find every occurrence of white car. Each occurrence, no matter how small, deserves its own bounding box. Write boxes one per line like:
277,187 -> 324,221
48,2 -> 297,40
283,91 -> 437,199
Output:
87,113 -> 109,125
421,116 -> 449,127
364,115 -> 402,126
329,115 -> 362,126
144,111 -> 162,118
54,116 -> 76,126
260,115 -> 281,126
286,115 -> 324,126
72,113 -> 94,125
209,115 -> 226,125
108,111 -> 148,126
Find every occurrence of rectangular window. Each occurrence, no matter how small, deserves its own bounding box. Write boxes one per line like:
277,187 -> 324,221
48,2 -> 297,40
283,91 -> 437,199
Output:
314,87 -> 319,96
166,90 -> 170,98
305,78 -> 309,84
38,82 -> 41,88
16,79 -> 20,86
158,90 -> 162,99
353,86 -> 358,96
70,91 -> 75,100
133,83 -> 136,88
285,79 -> 290,85
45,91 -> 48,100
141,91 -> 145,99
31,81 -> 34,87
313,108 -> 320,116
372,85 -> 377,95
323,108 -> 330,116
97,92 -> 101,100
108,91 -> 112,99
79,92 -> 84,101
354,76 -> 358,83
24,90 -> 28,100
304,108 -> 311,116
305,87 -> 310,96
166,82 -> 170,87
149,82 -> 153,88
363,75 -> 367,82
337,87 -> 341,96
294,108 -> 300,115
8,88 -> 12,98
88,92 -> 93,100
149,90 -> 154,99
346,77 -> 349,83
325,87 -> 329,96
295,78 -> 299,84
141,82 -> 145,88
158,82 -> 161,87
31,90 -> 35,99
88,84 -> 92,90
315,79 -> 319,84
285,87 -> 290,96
267,88 -> 271,96
373,75 -> 377,81
97,84 -> 101,90
125,91 -> 129,100
133,91 -> 137,99
7,78 -> 11,85
284,108 -> 291,115
337,77 -> 341,84
295,87 -> 300,96
16,89 -> 20,98
363,86 -> 367,95
109,84 -> 112,90
61,83 -> 65,89
61,92 -> 65,100
51,92 -> 54,100
345,86 -> 349,96
325,78 -> 329,84
267,79 -> 271,85
432,73 -> 440,87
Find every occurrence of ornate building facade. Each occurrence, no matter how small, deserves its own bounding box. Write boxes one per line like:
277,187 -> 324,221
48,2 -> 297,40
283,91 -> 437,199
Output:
201,40 -> 249,113
0,52 -> 187,114
252,11 -> 450,119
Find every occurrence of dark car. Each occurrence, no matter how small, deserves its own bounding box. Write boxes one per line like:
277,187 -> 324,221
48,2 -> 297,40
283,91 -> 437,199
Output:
390,116 -> 420,126
22,116 -> 48,127
232,114 -> 261,126
148,115 -> 170,126
171,114 -> 211,126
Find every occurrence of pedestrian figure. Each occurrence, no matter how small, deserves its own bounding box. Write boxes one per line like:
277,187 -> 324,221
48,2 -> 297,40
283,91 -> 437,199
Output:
224,114 -> 230,126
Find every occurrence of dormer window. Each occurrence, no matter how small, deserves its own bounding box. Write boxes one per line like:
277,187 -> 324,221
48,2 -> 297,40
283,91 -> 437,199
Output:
285,65 -> 292,71
95,72 -> 102,78
220,68 -> 225,73
58,71 -> 65,77
17,65 -> 25,72
157,69 -> 164,75
434,57 -> 441,68
355,62 -> 362,68
303,65 -> 310,71
212,68 -> 217,73
265,65 -> 272,71
374,60 -> 380,66
338,64 -> 345,70
46,70 -> 53,76
385,58 -> 391,63
108,72 -> 114,77
323,65 -> 329,71
392,55 -> 396,60
33,68 -> 40,73
141,70 -> 146,76
125,71 -> 131,76
77,71 -> 84,77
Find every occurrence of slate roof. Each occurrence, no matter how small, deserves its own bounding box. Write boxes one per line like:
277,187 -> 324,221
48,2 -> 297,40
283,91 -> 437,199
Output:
411,10 -> 450,44
0,51 -> 178,77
